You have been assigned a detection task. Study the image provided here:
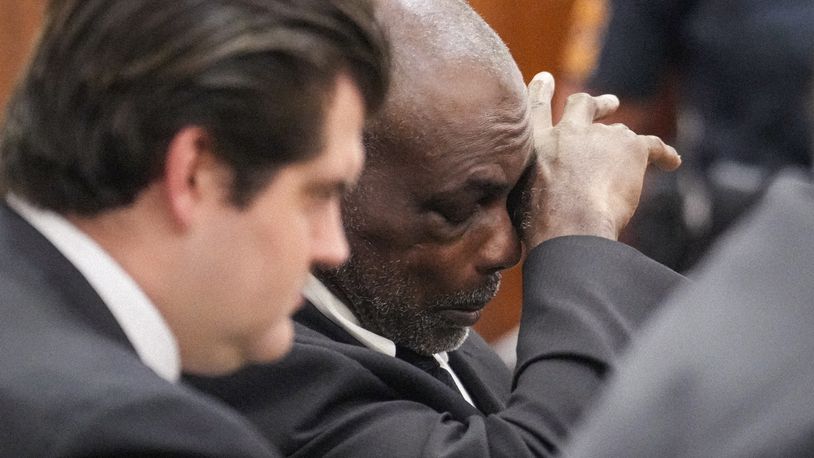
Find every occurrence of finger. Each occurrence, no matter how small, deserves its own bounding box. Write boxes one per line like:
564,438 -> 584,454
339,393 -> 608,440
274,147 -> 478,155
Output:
641,135 -> 682,171
560,92 -> 620,125
528,71 -> 555,130
592,94 -> 621,121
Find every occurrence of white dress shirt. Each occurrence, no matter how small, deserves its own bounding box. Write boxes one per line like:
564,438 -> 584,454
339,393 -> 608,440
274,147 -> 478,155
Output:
303,274 -> 475,406
8,195 -> 181,382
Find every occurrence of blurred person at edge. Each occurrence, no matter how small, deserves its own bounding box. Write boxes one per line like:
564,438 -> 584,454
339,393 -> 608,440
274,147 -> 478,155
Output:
566,84 -> 814,458
569,0 -> 814,271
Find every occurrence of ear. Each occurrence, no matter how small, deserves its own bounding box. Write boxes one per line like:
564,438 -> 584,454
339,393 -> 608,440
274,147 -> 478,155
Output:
163,126 -> 219,229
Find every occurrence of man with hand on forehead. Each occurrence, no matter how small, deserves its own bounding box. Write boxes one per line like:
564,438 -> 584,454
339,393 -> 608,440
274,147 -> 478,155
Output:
0,0 -> 388,456
192,0 -> 682,456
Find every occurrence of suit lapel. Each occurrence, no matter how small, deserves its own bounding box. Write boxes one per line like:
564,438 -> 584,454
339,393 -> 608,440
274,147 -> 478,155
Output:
449,339 -> 511,414
297,301 -> 499,415
294,301 -> 368,348
296,299 -> 513,415
0,204 -> 134,350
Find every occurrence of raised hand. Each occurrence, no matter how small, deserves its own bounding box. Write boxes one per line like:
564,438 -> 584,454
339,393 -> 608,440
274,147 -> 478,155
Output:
520,72 -> 681,248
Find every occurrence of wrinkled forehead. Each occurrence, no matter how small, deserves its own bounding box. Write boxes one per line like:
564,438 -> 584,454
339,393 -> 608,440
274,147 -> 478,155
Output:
379,65 -> 533,188
367,0 -> 534,177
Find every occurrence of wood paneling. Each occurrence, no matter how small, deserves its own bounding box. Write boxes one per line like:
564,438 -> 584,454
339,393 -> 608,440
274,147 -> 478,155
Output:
469,0 -> 576,342
469,0 -> 575,83
0,0 -> 45,114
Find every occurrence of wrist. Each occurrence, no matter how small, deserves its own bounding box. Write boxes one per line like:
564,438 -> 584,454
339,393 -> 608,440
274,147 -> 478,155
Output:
525,212 -> 617,248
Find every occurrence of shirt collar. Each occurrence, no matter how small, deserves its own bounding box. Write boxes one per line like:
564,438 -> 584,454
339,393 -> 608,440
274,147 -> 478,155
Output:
303,274 -> 396,356
7,195 -> 181,382
304,275 -> 474,405
303,275 -> 454,364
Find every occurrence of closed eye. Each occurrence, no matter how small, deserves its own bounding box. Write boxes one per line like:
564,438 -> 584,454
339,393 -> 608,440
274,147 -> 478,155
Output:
435,205 -> 477,226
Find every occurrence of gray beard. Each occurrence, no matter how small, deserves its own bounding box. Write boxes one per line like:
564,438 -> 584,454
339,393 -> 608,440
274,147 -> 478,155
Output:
319,254 -> 501,356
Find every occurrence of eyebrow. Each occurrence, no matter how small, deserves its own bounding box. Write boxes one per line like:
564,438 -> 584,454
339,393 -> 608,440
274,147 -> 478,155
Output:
465,177 -> 509,196
429,177 -> 510,206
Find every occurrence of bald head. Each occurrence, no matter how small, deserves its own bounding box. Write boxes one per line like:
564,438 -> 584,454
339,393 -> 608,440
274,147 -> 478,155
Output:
365,0 -> 527,161
376,0 -> 515,79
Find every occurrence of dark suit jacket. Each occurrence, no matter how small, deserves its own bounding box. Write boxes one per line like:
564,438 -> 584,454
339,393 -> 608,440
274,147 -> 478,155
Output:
567,171 -> 814,457
0,204 -> 278,457
190,236 -> 683,457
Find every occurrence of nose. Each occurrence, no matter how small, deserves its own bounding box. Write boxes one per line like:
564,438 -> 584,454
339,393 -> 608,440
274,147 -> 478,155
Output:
310,200 -> 350,268
476,206 -> 522,274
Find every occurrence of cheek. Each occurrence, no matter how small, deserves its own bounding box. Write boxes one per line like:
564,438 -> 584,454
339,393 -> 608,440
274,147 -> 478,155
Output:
346,185 -> 420,246
402,240 -> 476,293
264,214 -> 311,293
233,205 -> 312,319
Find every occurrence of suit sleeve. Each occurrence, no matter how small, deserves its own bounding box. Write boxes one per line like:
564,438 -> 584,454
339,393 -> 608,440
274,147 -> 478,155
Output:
191,236 -> 685,457
506,235 -> 686,453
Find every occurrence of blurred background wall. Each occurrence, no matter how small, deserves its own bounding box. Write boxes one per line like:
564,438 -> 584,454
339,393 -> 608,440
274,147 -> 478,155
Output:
0,0 -> 45,115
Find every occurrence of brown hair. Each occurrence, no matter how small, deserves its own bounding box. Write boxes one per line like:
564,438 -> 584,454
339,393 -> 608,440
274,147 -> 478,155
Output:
1,0 -> 390,212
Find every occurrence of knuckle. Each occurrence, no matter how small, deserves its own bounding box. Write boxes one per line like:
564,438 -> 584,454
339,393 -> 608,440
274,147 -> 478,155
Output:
566,92 -> 592,105
530,99 -> 549,110
602,122 -> 633,134
619,125 -> 637,137
603,122 -> 636,140
556,119 -> 580,133
644,135 -> 665,148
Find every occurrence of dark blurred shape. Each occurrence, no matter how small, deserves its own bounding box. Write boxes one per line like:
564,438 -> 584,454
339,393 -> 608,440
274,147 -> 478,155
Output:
587,0 -> 814,271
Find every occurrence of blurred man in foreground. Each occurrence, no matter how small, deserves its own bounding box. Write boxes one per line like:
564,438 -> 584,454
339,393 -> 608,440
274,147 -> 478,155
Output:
0,0 -> 388,456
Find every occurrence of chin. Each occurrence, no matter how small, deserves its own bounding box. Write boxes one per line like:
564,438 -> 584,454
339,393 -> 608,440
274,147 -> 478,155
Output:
180,319 -> 295,376
181,349 -> 248,377
443,326 -> 470,352
246,318 -> 295,364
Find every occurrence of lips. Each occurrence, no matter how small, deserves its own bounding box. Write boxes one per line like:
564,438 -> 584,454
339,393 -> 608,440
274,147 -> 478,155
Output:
438,308 -> 483,327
